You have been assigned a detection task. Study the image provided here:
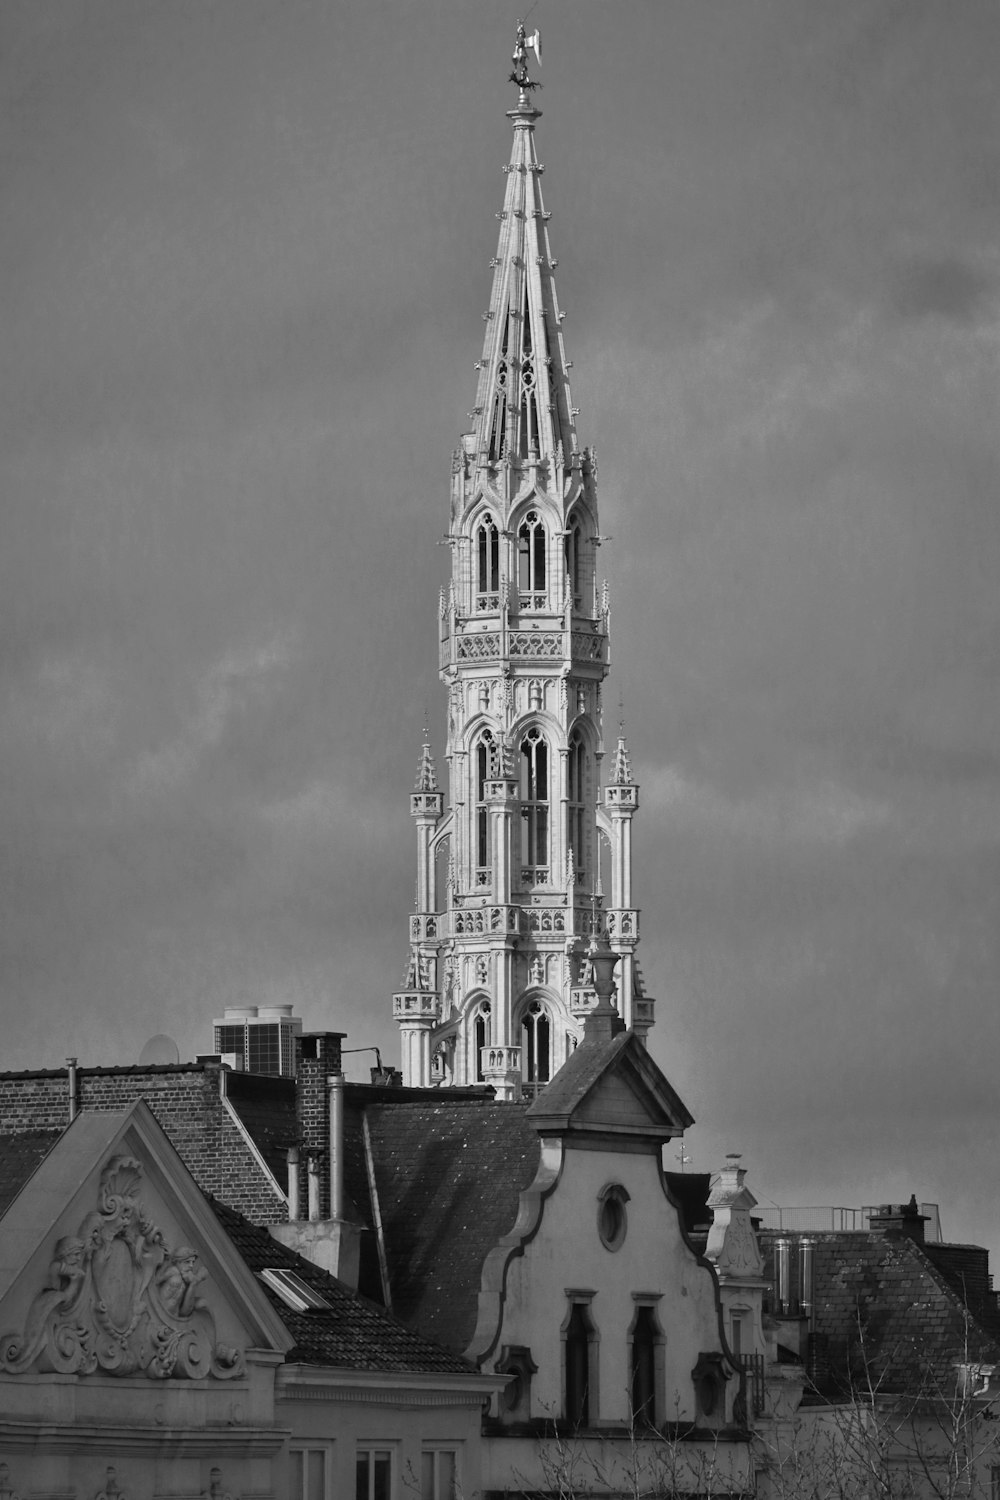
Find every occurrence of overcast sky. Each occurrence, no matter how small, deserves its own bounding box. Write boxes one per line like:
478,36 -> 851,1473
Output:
3,2 -> 999,1250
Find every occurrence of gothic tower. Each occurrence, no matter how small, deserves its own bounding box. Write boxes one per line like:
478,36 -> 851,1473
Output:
394,27 -> 655,1100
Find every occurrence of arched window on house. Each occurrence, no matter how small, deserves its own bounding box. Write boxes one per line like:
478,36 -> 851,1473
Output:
476,517 -> 500,608
563,1298 -> 598,1429
564,513 -> 583,608
521,999 -> 551,1093
567,728 -> 587,884
474,1000 -> 491,1083
519,728 -> 548,881
475,732 -> 495,883
517,512 -> 546,608
630,1303 -> 662,1428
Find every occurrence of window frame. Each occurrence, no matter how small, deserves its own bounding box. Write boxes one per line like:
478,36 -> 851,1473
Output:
561,1290 -> 599,1431
628,1295 -> 666,1430
420,1445 -> 460,1500
356,1445 -> 394,1500
290,1442 -> 333,1500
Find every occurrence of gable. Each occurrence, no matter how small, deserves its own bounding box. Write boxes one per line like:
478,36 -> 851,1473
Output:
527,1030 -> 694,1141
573,1069 -> 662,1132
0,1103 -> 290,1383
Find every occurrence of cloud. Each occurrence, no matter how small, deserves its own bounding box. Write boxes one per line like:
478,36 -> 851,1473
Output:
886,254 -> 998,326
126,635 -> 295,798
643,765 -> 891,850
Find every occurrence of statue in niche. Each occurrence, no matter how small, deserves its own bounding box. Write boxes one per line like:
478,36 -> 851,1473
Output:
475,954 -> 489,986
0,1155 -> 244,1381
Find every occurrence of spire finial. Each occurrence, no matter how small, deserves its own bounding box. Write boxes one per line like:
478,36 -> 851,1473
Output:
510,19 -> 542,106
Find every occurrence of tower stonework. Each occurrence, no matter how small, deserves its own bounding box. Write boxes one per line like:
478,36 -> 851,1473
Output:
394,34 -> 655,1099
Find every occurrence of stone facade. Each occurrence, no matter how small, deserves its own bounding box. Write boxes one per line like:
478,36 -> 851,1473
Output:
394,36 -> 654,1098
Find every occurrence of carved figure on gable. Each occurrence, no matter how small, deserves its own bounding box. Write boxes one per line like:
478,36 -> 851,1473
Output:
0,1155 -> 245,1381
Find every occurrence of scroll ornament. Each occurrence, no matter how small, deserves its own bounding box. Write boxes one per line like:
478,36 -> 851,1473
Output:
0,1155 -> 244,1380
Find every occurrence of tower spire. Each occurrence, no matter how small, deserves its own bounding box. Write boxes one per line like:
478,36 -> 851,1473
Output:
394,29 -> 655,1096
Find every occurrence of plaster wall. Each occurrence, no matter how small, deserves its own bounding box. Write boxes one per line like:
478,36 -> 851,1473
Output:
493,1141 -> 726,1426
277,1384 -> 487,1500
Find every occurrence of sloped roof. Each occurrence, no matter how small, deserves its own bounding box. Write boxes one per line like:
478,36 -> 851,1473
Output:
209,1198 -> 480,1374
0,1129 -> 62,1217
526,1030 -> 694,1139
762,1230 -> 1000,1399
364,1099 -> 540,1352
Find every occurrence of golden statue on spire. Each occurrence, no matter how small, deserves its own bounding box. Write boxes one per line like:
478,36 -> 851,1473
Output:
510,19 -> 542,96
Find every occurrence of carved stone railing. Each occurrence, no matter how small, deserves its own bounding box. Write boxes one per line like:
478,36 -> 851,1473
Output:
570,629 -> 608,665
605,908 -> 639,942
392,992 -> 440,1022
453,905 -> 522,937
457,632 -> 501,661
409,914 -> 442,941
509,631 -> 561,659
481,1045 -> 521,1077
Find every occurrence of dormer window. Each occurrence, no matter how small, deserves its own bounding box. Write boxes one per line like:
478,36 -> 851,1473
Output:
517,512 -> 546,609
477,517 -> 500,609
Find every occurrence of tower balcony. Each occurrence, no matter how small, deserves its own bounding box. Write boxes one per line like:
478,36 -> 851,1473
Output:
393,991 -> 441,1023
453,904 -> 522,937
409,913 -> 442,942
605,907 -> 639,943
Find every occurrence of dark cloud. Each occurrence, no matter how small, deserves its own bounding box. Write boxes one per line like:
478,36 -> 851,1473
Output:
886,255 -> 997,325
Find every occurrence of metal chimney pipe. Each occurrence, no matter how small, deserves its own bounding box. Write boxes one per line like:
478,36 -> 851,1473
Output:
328,1072 -> 345,1220
286,1146 -> 300,1221
799,1239 -> 815,1326
776,1237 -> 791,1316
66,1058 -> 79,1123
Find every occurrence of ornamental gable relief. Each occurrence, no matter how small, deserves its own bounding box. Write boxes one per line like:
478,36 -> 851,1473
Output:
0,1152 -> 247,1382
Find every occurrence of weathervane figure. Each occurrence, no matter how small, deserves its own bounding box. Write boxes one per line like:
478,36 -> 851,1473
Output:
510,20 -> 542,99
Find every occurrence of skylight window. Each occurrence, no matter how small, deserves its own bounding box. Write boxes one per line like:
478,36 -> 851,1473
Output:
258,1267 -> 332,1313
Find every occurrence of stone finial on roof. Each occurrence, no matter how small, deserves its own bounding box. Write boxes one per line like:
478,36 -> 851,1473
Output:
610,729 -> 633,787
414,738 -> 438,793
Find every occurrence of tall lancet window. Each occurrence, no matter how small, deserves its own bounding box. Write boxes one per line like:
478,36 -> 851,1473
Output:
476,732 -> 495,883
522,999 -> 551,1092
474,1000 -> 491,1082
517,512 -> 546,608
519,728 -> 548,879
567,728 -> 587,882
476,517 -> 500,609
564,512 -> 583,608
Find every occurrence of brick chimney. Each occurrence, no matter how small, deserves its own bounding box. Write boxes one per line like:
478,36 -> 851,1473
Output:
270,1030 -> 364,1289
869,1195 -> 927,1244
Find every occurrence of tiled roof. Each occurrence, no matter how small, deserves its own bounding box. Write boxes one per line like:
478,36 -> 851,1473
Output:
364,1100 -> 541,1353
209,1197 -> 480,1374
0,1130 -> 63,1216
762,1230 -> 1000,1399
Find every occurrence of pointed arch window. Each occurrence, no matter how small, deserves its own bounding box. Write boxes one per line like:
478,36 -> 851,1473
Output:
564,513 -> 583,609
474,1000 -> 492,1083
562,1295 -> 599,1429
521,998 -> 551,1092
519,728 -> 549,880
476,517 -> 500,610
517,512 -> 546,608
567,728 -> 587,884
629,1301 -> 664,1429
475,732 -> 495,884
